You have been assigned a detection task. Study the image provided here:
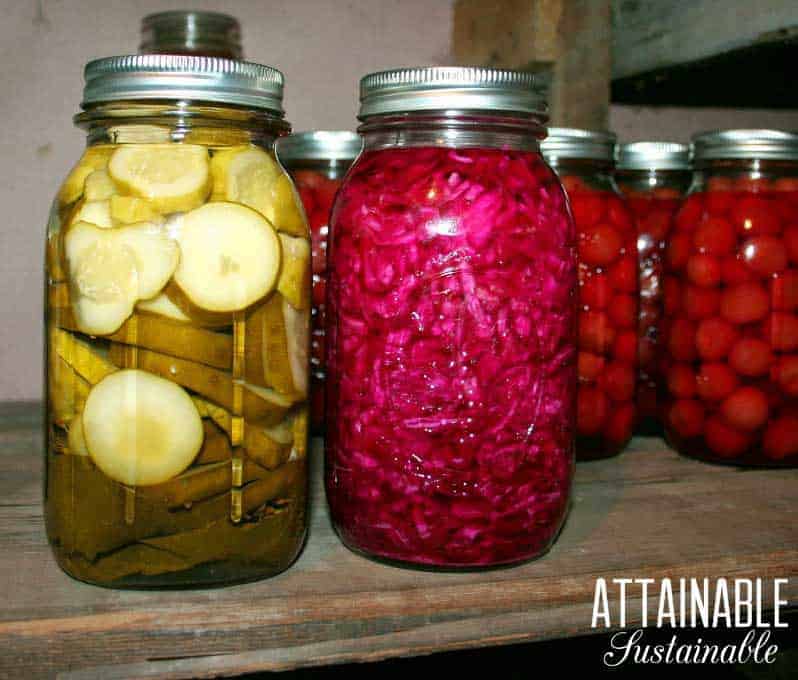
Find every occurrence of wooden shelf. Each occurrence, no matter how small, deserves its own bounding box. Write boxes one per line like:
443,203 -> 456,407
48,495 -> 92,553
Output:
1,402 -> 797,679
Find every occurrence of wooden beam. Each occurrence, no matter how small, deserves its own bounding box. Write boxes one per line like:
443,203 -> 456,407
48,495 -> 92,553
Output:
612,0 -> 798,79
452,0 -> 611,128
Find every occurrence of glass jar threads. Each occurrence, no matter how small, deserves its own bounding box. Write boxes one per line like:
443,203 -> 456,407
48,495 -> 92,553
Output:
542,129 -> 639,459
45,55 -> 310,587
277,131 -> 362,432
663,130 -> 798,466
616,142 -> 691,433
325,67 -> 577,567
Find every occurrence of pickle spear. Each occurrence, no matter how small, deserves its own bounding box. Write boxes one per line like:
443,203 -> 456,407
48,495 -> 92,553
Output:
244,294 -> 309,397
109,344 -> 298,424
277,233 -> 311,310
82,369 -> 204,486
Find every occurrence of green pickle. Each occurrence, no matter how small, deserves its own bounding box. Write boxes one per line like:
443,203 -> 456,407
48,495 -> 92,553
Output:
45,139 -> 310,587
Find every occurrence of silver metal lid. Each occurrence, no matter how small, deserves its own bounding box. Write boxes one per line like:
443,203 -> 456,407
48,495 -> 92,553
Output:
540,128 -> 617,162
140,11 -> 242,59
692,129 -> 798,161
81,55 -> 284,114
276,131 -> 362,162
358,67 -> 547,118
617,142 -> 690,171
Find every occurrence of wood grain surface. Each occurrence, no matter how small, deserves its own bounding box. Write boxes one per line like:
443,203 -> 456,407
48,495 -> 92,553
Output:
0,402 -> 796,679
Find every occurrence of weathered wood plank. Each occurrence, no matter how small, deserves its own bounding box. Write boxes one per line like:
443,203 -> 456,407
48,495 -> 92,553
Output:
612,0 -> 798,79
452,0 -> 611,129
0,403 -> 796,678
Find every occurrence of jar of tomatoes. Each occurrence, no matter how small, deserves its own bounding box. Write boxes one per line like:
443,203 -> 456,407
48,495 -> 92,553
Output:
326,67 -> 577,568
45,56 -> 310,587
663,129 -> 798,466
616,142 -> 691,434
541,129 -> 638,459
277,132 -> 362,432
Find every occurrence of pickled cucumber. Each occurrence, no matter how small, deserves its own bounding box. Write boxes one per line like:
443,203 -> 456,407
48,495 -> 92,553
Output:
173,202 -> 281,313
109,196 -> 162,225
136,292 -> 192,323
71,200 -> 113,229
83,169 -> 116,201
244,294 -> 309,397
57,146 -> 114,207
277,233 -> 311,310
108,144 -> 211,213
82,370 -> 204,486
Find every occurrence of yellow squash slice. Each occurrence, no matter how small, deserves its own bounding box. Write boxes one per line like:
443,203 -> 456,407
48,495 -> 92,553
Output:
108,144 -> 211,213
173,202 -> 280,313
82,369 -> 204,486
57,146 -> 114,207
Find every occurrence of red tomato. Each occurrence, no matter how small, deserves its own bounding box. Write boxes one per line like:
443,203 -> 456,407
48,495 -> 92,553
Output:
570,191 -> 605,227
667,363 -> 696,398
578,351 -> 605,383
720,256 -> 755,285
603,403 -> 635,444
720,387 -> 769,430
608,294 -> 637,329
579,224 -> 623,266
684,285 -> 720,320
579,311 -> 616,354
562,175 -> 587,194
720,282 -> 770,324
577,386 -> 609,435
668,399 -> 705,438
668,319 -> 697,361
740,236 -> 787,276
704,417 -> 752,458
686,255 -> 722,287
695,317 -> 738,360
731,195 -> 781,236
772,270 -> 798,310
705,188 -> 734,214
613,330 -> 638,363
667,232 -> 692,271
654,188 -> 682,201
580,273 -> 612,310
783,225 -> 798,265
728,337 -> 772,377
601,361 -> 636,402
695,363 -> 738,402
765,312 -> 798,351
772,178 -> 798,193
762,416 -> 798,460
734,177 -> 771,193
641,208 -> 673,242
675,194 -> 704,232
607,196 -> 634,232
771,355 -> 798,396
609,256 -> 637,293
693,216 -> 736,256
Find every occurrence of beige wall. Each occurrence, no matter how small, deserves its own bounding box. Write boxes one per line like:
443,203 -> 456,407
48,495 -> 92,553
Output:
2,1 -> 798,401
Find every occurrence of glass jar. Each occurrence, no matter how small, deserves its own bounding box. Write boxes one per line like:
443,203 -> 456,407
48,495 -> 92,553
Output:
616,142 -> 691,434
541,129 -> 639,459
662,129 -> 798,466
140,11 -> 243,59
45,56 -> 310,587
326,67 -> 577,568
276,132 -> 362,433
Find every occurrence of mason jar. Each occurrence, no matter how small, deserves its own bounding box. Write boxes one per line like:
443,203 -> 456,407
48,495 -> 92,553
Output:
45,55 -> 310,587
662,130 -> 798,466
542,129 -> 638,459
276,131 -> 362,432
325,67 -> 577,568
616,142 -> 691,434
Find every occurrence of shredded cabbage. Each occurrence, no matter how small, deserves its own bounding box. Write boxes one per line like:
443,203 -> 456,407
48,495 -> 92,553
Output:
326,147 -> 577,566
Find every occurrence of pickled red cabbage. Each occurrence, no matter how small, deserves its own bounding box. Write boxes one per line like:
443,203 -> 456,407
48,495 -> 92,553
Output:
325,147 -> 577,566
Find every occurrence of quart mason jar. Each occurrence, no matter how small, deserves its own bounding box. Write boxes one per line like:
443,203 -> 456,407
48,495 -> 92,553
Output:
663,130 -> 798,466
616,142 -> 691,434
45,56 -> 311,587
326,68 -> 577,568
276,131 -> 362,432
541,129 -> 638,459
